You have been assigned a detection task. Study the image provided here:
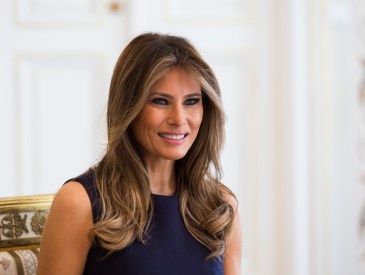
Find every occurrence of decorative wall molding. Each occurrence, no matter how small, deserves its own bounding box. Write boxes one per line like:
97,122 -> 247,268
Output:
164,0 -> 255,24
14,53 -> 106,195
14,0 -> 106,27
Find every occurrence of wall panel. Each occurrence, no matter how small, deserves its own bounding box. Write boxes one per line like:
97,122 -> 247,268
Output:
15,55 -> 105,194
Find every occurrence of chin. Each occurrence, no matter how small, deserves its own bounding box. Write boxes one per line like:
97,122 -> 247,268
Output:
163,151 -> 188,161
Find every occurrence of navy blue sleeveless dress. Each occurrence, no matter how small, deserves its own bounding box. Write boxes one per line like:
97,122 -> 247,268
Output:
68,171 -> 224,275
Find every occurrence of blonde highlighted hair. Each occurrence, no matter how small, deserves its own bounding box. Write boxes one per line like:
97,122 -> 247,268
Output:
91,32 -> 236,258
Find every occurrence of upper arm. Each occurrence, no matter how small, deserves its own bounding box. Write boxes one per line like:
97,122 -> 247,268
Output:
223,194 -> 243,275
37,181 -> 93,275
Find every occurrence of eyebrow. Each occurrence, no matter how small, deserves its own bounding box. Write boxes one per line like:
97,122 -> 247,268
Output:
149,92 -> 202,98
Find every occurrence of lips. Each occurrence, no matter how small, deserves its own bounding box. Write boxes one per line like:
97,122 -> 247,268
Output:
158,133 -> 187,140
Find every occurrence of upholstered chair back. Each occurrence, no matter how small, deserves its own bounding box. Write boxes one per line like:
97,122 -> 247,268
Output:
0,194 -> 54,274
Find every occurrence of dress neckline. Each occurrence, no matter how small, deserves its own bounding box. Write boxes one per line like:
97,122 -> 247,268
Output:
152,193 -> 177,198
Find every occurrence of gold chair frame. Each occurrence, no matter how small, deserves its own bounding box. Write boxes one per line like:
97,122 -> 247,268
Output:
0,194 -> 54,251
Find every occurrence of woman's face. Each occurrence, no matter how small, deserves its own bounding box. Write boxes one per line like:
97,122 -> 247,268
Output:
132,67 -> 203,163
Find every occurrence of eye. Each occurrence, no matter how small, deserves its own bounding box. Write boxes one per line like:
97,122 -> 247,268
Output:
152,98 -> 168,105
184,98 -> 200,105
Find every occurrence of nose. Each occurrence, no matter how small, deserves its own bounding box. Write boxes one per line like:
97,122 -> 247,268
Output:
167,104 -> 185,126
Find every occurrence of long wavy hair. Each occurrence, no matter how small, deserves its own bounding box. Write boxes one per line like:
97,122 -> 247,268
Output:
91,32 -> 236,259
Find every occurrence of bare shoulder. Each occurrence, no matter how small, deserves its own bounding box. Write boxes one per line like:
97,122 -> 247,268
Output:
45,181 -> 93,224
52,181 -> 91,212
37,181 -> 93,275
221,185 -> 242,275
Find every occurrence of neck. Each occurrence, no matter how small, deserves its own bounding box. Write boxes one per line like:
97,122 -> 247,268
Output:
145,158 -> 176,196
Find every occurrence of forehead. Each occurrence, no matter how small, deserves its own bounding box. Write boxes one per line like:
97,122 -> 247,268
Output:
150,67 -> 201,94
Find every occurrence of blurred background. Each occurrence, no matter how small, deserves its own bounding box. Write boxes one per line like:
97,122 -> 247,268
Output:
0,0 -> 364,274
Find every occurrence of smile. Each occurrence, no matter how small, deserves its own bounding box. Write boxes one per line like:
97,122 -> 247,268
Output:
158,133 -> 187,140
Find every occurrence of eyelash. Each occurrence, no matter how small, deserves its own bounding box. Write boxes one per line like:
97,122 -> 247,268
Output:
184,98 -> 200,105
152,98 -> 168,105
151,98 -> 201,106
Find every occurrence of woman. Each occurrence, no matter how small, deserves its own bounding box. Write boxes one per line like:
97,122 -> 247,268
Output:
38,33 -> 242,275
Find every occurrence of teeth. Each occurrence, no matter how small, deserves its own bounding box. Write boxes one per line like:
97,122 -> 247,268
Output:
159,134 -> 185,140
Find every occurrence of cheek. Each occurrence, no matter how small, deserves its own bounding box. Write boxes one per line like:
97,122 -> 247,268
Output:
134,109 -> 153,131
132,112 -> 161,142
191,109 -> 204,131
132,121 -> 153,153
132,115 -> 148,140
